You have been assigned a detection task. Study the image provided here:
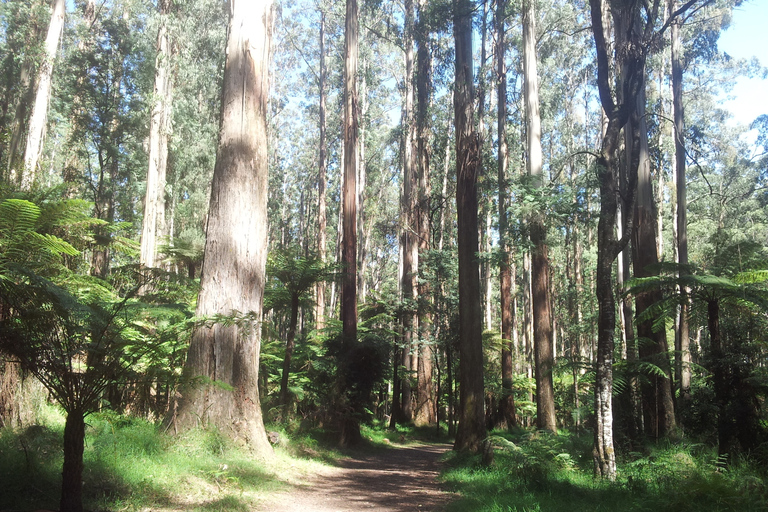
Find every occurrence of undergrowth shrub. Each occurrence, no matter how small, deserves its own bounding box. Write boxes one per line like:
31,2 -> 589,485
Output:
443,430 -> 768,512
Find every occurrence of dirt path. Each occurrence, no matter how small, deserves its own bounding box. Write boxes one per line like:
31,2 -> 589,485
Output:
260,443 -> 456,512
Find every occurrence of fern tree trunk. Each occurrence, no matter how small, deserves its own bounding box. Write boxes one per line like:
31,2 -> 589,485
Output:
60,408 -> 85,512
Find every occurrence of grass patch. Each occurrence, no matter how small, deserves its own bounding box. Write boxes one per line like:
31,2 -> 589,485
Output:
441,430 -> 768,512
0,406 -> 332,511
360,420 -> 452,447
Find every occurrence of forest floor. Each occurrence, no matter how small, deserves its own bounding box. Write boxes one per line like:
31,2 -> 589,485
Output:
257,442 -> 456,512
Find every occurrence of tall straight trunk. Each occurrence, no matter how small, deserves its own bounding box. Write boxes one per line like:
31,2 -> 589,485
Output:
5,4 -> 43,184
453,0 -> 486,453
588,0 -> 640,479
339,0 -> 360,446
342,0 -> 359,343
140,0 -> 174,270
586,0 -> 695,476
414,0 -> 435,426
60,408 -> 86,512
523,0 -> 555,432
62,0 -> 96,193
22,0 -> 66,189
629,81 -> 676,437
357,60 -> 368,303
496,0 -> 516,430
169,0 -> 273,457
396,0 -> 417,424
670,0 -> 690,404
478,0 -> 493,332
316,10 -> 328,331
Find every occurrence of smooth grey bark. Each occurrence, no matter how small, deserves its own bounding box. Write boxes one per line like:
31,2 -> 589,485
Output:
21,0 -> 66,189
397,0 -> 417,424
629,81 -> 676,438
140,0 -> 174,270
316,9 -> 328,331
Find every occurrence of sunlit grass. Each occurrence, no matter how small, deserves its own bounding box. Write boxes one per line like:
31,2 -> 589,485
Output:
5,407 -> 767,512
0,405 -> 332,511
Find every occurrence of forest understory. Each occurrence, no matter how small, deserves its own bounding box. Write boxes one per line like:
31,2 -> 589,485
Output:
2,0 -> 768,510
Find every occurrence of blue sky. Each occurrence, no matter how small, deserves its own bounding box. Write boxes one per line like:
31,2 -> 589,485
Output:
716,0 -> 768,127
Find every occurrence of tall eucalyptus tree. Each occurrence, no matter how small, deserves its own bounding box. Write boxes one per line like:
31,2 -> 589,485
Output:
588,0 -> 703,478
453,0 -> 486,453
170,0 -> 274,456
19,0 -> 66,189
140,0 -> 175,271
523,0 -> 556,433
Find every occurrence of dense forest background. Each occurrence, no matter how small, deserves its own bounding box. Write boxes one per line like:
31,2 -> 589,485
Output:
1,0 -> 768,508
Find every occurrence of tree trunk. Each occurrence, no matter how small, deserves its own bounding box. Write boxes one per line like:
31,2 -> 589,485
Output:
707,299 -> 728,461
453,0 -> 486,453
340,0 -> 360,446
280,292 -> 300,414
5,5 -> 42,184
629,82 -> 676,438
670,0 -> 691,405
169,0 -> 273,457
414,0 -> 435,426
523,0 -> 556,432
22,0 -> 66,189
316,10 -> 328,331
496,0 -> 516,430
342,0 -> 359,345
140,0 -> 174,270
396,0 -> 417,425
60,408 -> 85,512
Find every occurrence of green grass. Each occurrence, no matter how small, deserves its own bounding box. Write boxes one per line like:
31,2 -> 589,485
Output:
441,430 -> 768,512
0,406 -> 331,512
4,409 -> 767,512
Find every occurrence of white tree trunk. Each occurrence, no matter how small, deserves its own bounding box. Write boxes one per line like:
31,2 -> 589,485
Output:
140,0 -> 174,270
22,0 -> 66,189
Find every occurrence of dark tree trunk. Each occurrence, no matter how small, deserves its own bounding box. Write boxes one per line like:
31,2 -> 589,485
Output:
707,299 -> 728,461
280,291 -> 300,414
496,0 -> 517,431
453,0 -> 486,453
60,409 -> 85,512
340,0 -> 360,446
342,0 -> 358,346
628,45 -> 676,440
